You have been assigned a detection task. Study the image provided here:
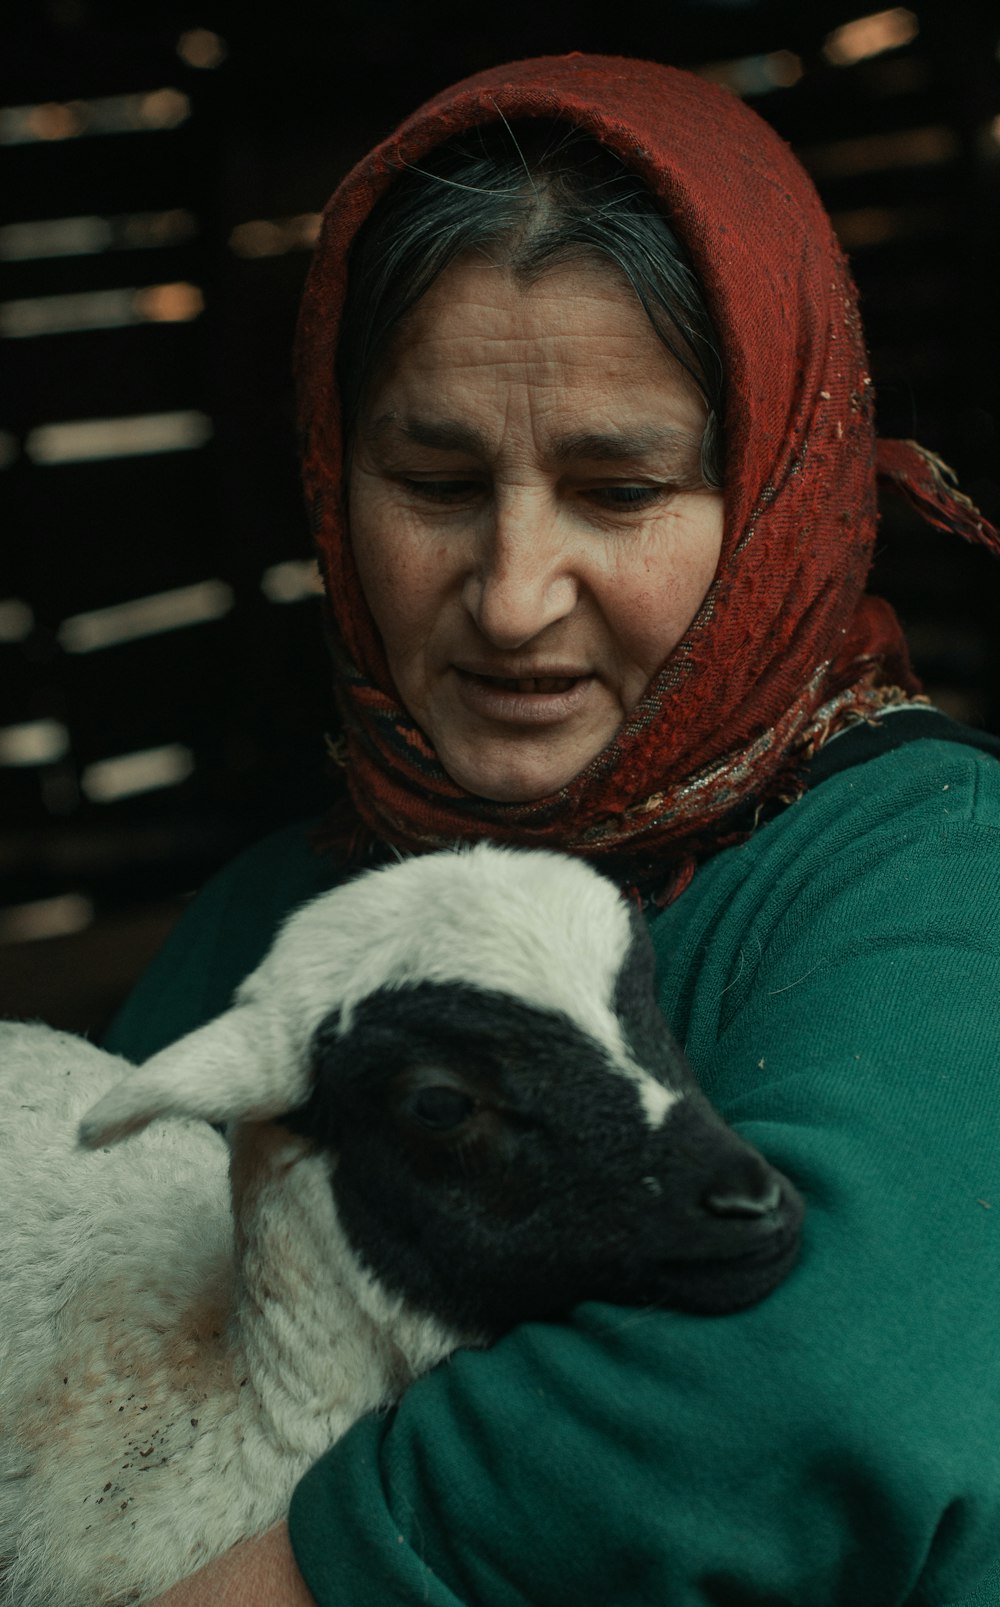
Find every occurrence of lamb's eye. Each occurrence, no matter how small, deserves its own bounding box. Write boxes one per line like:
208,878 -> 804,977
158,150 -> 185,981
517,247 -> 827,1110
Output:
406,1087 -> 476,1131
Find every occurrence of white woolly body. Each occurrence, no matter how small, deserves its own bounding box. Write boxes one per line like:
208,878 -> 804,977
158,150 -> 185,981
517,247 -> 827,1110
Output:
0,1026 -> 460,1607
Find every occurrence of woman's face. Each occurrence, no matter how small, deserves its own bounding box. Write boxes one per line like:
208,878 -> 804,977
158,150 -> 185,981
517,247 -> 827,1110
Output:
348,255 -> 724,803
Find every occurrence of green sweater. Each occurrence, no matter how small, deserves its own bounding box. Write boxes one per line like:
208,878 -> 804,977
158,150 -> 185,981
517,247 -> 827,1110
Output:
105,733 -> 1000,1606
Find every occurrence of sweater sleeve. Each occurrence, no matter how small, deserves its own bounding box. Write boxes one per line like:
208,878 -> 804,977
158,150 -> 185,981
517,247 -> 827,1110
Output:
287,743 -> 1000,1607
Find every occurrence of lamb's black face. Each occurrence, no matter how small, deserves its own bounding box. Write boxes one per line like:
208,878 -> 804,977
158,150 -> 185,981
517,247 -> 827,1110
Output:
287,922 -> 803,1339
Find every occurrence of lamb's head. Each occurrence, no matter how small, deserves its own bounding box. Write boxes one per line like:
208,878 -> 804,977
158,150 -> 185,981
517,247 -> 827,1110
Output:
80,844 -> 803,1336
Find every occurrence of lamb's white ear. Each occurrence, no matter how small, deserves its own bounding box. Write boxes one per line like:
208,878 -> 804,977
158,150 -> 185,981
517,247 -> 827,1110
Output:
78,1005 -> 312,1149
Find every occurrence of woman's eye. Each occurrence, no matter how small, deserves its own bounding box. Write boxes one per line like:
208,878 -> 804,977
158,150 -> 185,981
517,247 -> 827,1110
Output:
401,478 -> 481,504
587,484 -> 665,510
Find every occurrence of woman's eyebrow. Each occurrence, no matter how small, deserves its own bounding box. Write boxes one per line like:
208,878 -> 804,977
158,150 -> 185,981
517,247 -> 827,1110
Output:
550,426 -> 698,462
367,413 -> 490,455
366,414 -> 697,463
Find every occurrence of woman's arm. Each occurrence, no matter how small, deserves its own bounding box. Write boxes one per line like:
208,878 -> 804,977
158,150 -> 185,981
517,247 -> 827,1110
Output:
284,745 -> 1000,1607
147,1523 -> 317,1607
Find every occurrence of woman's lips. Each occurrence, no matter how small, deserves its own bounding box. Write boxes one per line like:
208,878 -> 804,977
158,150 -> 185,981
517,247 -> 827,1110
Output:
480,674 -> 577,694
453,667 -> 596,724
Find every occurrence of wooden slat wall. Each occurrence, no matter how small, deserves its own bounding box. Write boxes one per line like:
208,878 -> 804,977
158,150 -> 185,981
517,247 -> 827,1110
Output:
2,2 -> 997,1029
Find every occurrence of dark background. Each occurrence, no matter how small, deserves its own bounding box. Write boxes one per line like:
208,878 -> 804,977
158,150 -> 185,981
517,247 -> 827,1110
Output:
2,0 -> 999,1033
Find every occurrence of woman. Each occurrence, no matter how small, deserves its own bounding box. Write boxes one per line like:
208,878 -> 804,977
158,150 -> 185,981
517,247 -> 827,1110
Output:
118,53 -> 1000,1606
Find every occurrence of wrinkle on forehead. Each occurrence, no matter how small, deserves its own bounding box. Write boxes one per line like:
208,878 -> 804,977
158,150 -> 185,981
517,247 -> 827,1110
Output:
361,255 -> 707,424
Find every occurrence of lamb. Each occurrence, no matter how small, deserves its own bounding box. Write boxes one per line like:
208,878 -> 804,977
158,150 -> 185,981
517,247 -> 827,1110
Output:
0,842 -> 803,1607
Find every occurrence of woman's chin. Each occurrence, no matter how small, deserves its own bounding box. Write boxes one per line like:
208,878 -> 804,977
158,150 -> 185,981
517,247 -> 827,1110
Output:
435,735 -> 604,803
412,673 -> 626,802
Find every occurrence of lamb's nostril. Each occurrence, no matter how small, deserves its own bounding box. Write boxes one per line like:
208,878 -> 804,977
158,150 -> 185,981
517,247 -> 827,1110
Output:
702,1170 -> 783,1219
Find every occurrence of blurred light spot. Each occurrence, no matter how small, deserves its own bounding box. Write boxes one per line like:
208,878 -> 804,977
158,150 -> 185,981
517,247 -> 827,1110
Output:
823,8 -> 919,67
261,559 -> 324,603
0,893 -> 94,943
991,114 -> 1000,146
1,282 -> 203,338
230,220 -> 283,257
22,102 -> 83,140
0,216 -> 111,258
2,289 -> 134,337
830,200 -> 953,250
0,210 -> 196,262
120,208 -> 197,249
801,125 -> 956,180
177,28 -> 228,69
81,743 -> 194,803
0,431 -> 18,469
139,88 -> 190,129
229,213 -> 322,258
26,410 -> 212,464
0,599 -> 34,642
59,580 -> 234,653
133,281 -> 203,321
0,88 -> 191,145
0,719 -> 70,766
696,49 -> 803,95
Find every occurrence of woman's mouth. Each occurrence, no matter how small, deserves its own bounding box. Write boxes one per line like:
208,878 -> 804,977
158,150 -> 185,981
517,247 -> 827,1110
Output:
453,667 -> 595,724
476,674 -> 578,695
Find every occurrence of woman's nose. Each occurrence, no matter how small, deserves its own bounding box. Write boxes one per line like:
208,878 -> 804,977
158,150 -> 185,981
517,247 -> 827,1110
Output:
462,502 -> 579,648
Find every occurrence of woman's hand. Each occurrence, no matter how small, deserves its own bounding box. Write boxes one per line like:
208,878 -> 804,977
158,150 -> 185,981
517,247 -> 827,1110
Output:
146,1522 -> 317,1606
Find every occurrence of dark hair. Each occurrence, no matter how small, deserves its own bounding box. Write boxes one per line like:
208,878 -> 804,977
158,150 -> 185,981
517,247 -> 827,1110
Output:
336,121 -> 724,488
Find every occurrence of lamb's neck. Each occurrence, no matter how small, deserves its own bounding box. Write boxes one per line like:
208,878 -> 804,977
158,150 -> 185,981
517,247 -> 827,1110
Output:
228,1124 -> 461,1470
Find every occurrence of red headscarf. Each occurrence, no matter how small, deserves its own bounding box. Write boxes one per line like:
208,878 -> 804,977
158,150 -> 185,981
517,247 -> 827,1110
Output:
296,53 -> 998,902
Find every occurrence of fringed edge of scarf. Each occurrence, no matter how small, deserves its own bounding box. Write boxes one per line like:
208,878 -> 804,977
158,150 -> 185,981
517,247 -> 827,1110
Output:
605,679 -> 923,909
877,440 -> 1000,553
